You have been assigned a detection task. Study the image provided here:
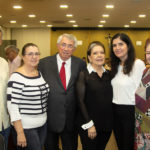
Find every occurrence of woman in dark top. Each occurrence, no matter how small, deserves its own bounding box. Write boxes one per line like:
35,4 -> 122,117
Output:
76,41 -> 113,150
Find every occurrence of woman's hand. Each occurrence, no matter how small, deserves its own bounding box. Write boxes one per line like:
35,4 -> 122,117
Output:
17,132 -> 27,147
88,125 -> 97,139
13,120 -> 27,148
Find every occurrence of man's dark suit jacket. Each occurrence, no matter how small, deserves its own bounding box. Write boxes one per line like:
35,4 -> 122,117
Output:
39,55 -> 86,133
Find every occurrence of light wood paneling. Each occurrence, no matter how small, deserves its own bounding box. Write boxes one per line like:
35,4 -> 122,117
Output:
51,29 -> 150,60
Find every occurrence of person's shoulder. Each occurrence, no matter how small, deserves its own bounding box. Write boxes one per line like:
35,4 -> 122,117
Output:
72,56 -> 86,64
9,72 -> 22,81
0,57 -> 8,64
40,55 -> 53,61
39,55 -> 56,65
134,59 -> 145,66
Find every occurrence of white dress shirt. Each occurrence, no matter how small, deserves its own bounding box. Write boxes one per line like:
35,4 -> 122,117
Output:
0,57 -> 10,131
57,54 -> 71,88
111,59 -> 145,105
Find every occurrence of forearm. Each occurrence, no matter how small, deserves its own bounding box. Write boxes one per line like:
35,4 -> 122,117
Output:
13,120 -> 24,135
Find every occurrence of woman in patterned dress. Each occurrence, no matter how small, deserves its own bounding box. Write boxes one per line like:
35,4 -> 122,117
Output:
135,38 -> 150,150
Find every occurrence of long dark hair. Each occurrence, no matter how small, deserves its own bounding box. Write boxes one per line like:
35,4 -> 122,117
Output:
110,33 -> 135,78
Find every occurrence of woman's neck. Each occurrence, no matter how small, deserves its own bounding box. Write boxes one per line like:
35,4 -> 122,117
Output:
21,65 -> 38,77
91,64 -> 104,77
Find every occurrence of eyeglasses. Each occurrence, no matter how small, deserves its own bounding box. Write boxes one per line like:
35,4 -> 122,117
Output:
60,43 -> 74,50
25,52 -> 40,57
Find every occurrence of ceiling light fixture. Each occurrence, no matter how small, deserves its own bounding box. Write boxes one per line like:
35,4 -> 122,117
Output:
22,25 -> 28,27
100,20 -> 106,23
60,5 -> 68,8
0,15 -> 2,18
47,25 -> 53,27
69,20 -> 76,23
10,20 -> 16,23
40,21 -> 46,23
102,14 -> 109,18
98,25 -> 104,27
73,25 -> 78,27
13,5 -> 22,9
124,25 -> 130,28
139,14 -> 146,18
106,5 -> 114,9
66,14 -> 73,17
130,20 -> 136,24
28,14 -> 36,18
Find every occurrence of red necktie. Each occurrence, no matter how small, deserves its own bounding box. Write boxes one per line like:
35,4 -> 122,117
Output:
59,62 -> 66,90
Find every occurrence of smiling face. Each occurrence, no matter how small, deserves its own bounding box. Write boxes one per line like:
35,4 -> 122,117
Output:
112,37 -> 128,63
22,46 -> 40,68
88,45 -> 105,67
57,36 -> 75,61
146,44 -> 150,64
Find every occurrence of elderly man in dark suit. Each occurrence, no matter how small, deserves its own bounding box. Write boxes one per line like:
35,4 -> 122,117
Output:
39,33 -> 86,150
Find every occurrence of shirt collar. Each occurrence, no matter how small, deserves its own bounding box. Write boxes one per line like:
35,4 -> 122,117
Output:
87,63 -> 106,74
57,54 -> 71,65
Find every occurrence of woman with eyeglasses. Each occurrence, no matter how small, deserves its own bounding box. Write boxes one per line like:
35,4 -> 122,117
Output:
7,43 -> 50,150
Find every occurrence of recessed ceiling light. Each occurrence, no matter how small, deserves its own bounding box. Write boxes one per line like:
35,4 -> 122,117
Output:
10,20 -> 16,23
40,21 -> 46,23
106,5 -> 114,9
124,25 -> 130,28
0,15 -> 2,18
139,14 -> 146,18
73,25 -> 78,27
66,14 -> 73,17
47,25 -> 53,27
13,5 -> 22,9
100,20 -> 106,23
69,20 -> 76,23
22,25 -> 28,27
98,25 -> 104,27
130,20 -> 136,24
28,14 -> 36,18
60,5 -> 68,8
102,14 -> 109,18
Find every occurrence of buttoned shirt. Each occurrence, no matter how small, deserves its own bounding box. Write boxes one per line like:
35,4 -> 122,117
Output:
0,57 -> 10,131
57,54 -> 71,88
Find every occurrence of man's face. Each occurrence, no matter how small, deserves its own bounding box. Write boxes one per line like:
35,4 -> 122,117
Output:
0,32 -> 2,45
57,36 -> 75,61
5,49 -> 16,62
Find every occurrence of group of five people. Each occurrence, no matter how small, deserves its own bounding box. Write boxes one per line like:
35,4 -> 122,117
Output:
0,28 -> 150,150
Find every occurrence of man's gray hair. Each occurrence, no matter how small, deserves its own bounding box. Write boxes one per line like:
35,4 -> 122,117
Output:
5,45 -> 19,53
57,33 -> 78,48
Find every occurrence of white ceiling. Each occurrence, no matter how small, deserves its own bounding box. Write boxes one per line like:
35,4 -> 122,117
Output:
0,0 -> 150,28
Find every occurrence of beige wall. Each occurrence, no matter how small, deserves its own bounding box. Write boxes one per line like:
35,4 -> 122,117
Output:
51,29 -> 150,60
2,27 -> 150,61
11,28 -> 51,58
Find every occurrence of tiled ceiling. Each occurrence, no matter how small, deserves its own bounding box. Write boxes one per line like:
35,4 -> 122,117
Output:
0,0 -> 149,28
